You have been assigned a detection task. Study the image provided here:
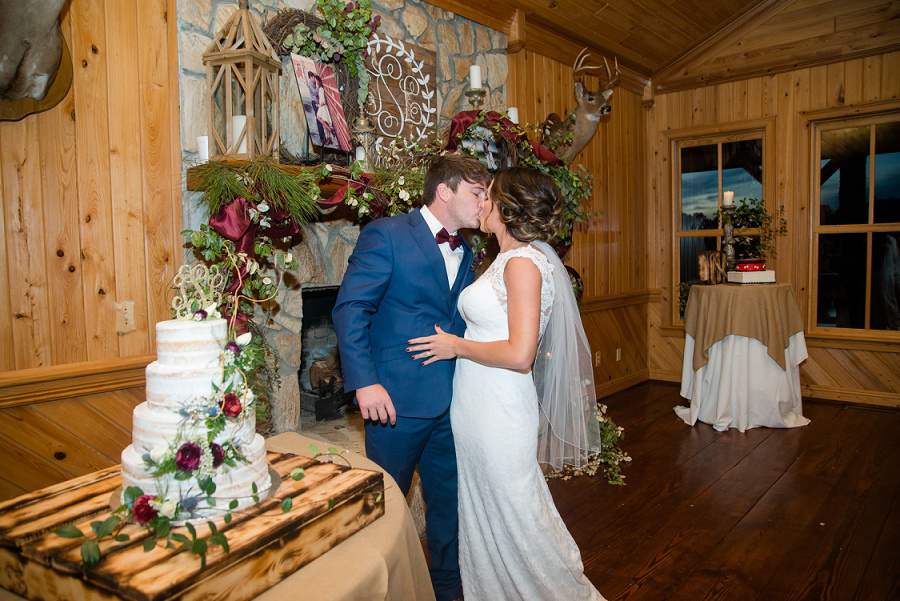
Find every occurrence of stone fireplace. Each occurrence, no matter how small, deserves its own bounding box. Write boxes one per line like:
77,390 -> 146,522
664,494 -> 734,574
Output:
261,220 -> 359,433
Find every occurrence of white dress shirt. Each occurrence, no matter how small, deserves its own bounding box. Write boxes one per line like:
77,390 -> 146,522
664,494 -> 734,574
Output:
420,205 -> 463,288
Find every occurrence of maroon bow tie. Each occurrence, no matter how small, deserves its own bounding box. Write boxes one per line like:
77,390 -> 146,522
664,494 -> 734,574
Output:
435,227 -> 463,250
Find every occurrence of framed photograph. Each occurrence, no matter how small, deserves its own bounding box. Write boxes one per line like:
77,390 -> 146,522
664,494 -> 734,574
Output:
290,54 -> 352,152
460,126 -> 505,173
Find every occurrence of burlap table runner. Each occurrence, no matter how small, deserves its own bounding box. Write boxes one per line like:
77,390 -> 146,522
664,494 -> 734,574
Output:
684,283 -> 805,372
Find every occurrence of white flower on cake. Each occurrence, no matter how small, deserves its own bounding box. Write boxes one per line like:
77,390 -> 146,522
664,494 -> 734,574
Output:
149,445 -> 169,463
153,499 -> 178,519
257,201 -> 269,213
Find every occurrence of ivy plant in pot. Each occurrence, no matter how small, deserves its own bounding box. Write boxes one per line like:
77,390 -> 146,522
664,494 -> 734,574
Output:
717,197 -> 788,265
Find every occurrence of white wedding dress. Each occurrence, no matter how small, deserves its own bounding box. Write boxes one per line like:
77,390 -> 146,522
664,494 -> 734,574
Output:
451,246 -> 605,601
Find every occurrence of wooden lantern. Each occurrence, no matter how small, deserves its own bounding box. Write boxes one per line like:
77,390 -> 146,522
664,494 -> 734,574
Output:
203,0 -> 281,161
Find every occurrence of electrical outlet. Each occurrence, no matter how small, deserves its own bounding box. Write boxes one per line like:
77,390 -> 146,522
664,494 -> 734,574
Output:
594,351 -> 601,367
115,301 -> 136,334
616,348 -> 622,361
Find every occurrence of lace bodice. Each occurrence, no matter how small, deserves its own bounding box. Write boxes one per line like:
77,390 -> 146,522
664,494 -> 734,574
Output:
478,245 -> 555,336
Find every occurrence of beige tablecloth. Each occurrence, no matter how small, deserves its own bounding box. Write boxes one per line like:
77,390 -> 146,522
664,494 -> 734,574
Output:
684,283 -> 805,371
0,432 -> 435,601
677,283 -> 811,432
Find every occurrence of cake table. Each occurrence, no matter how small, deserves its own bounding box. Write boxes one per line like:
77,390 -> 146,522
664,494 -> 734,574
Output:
0,433 -> 434,601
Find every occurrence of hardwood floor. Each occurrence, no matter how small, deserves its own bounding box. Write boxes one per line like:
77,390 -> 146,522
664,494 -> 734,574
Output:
549,382 -> 900,601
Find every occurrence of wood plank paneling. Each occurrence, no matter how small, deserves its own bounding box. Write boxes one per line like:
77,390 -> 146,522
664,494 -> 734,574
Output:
647,50 -> 900,405
507,45 -> 649,396
656,0 -> 900,92
0,387 -> 142,501
0,0 -> 182,376
106,0 -> 151,358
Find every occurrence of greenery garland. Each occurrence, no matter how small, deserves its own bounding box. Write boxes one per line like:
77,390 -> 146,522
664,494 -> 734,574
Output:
182,160 -> 321,427
283,0 -> 381,108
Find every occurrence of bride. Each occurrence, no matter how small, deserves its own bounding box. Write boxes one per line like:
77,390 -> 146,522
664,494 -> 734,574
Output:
408,167 -> 606,600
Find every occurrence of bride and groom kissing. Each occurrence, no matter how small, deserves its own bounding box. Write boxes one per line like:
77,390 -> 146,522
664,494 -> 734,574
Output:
333,155 -> 605,601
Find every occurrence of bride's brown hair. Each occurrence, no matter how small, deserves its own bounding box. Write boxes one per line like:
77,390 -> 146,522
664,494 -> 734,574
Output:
490,167 -> 563,243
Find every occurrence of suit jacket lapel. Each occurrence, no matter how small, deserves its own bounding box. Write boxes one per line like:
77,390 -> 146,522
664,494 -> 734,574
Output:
408,210 -> 453,310
450,239 -> 472,301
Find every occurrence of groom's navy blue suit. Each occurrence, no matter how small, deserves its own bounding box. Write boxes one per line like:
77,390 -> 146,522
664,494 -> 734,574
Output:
333,208 -> 473,601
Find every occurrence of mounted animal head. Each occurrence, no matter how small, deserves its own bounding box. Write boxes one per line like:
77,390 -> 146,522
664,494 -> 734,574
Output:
541,49 -> 620,164
0,0 -> 68,102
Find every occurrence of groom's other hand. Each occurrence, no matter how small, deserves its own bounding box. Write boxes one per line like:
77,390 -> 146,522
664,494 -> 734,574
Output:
356,383 -> 397,426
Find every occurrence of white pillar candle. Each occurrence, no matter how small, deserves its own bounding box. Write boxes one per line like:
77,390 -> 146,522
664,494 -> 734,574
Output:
197,136 -> 209,161
723,190 -> 734,206
355,146 -> 366,163
469,65 -> 482,89
507,107 -> 519,124
231,115 -> 248,154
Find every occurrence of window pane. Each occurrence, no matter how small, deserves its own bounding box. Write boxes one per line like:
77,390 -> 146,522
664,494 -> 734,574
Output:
679,236 -> 718,318
817,233 -> 867,328
871,232 -> 900,330
680,145 -> 718,231
874,121 -> 900,224
820,126 -> 870,225
722,139 -> 763,207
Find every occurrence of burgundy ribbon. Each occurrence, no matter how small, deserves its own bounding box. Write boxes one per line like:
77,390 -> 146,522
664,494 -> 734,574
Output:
318,173 -> 373,208
209,196 -> 301,334
445,110 -> 563,167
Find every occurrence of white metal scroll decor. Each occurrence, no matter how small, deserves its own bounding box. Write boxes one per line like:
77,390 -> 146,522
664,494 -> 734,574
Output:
365,34 -> 437,156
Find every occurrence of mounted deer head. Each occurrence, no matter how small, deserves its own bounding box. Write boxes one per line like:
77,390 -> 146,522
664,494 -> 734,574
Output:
541,49 -> 620,163
0,0 -> 68,101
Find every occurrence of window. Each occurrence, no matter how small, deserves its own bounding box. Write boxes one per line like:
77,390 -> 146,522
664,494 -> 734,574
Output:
813,113 -> 900,332
671,125 -> 771,321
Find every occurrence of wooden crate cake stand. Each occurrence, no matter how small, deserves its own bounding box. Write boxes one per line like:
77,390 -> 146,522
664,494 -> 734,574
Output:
0,451 -> 384,601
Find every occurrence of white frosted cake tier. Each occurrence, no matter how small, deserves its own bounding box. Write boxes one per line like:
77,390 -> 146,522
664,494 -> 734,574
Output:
154,318 -> 228,367
129,400 -> 257,453
121,434 -> 271,517
145,361 -> 226,410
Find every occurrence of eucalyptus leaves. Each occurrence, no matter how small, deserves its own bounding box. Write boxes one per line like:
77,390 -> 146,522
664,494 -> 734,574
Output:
283,0 -> 381,108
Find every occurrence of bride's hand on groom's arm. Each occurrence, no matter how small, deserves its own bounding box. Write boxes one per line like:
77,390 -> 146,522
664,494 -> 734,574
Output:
356,384 -> 397,425
407,325 -> 458,366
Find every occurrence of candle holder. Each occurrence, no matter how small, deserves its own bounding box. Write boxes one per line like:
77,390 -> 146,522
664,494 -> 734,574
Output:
351,114 -> 377,170
722,205 -> 736,272
465,87 -> 487,111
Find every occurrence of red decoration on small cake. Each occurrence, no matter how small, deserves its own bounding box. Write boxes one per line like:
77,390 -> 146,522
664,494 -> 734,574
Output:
736,259 -> 766,272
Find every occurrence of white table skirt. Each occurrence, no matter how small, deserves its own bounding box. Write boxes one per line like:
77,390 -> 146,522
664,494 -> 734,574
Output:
676,333 -> 811,432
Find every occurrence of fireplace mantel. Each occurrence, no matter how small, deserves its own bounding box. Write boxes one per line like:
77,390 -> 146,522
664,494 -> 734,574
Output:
185,162 -> 361,201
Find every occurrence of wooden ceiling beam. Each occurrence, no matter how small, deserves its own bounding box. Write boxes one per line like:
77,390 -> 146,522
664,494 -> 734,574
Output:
421,0 -> 519,35
652,0 -> 795,92
522,17 -> 650,95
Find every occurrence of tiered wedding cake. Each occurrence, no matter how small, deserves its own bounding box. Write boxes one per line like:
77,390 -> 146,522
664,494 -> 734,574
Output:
120,318 -> 272,521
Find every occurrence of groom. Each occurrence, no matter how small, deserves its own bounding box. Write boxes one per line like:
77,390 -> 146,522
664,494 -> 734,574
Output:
333,155 -> 489,601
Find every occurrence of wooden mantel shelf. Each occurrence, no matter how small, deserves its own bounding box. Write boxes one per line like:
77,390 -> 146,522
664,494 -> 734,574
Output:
184,162 -> 354,199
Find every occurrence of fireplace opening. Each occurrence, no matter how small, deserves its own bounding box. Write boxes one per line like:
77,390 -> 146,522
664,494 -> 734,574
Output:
298,286 -> 354,420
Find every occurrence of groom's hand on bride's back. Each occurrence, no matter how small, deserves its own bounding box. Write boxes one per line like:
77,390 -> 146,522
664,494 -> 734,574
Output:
356,383 -> 397,426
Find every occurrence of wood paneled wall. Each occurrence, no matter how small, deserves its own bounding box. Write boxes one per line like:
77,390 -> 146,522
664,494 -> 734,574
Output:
647,51 -> 900,407
507,50 -> 650,396
0,388 -> 142,500
0,0 -> 182,500
0,0 -> 182,375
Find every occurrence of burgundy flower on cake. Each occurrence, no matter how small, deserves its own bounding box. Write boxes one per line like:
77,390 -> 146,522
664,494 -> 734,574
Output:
220,392 -> 242,417
175,442 -> 202,472
210,442 -> 224,468
133,495 -> 158,525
